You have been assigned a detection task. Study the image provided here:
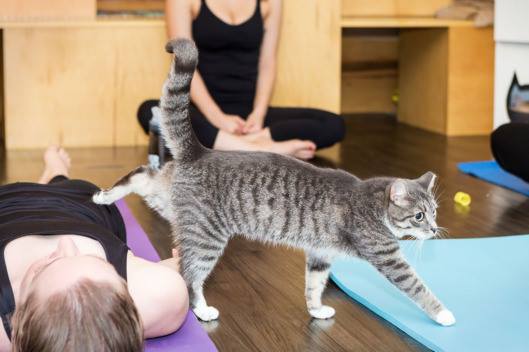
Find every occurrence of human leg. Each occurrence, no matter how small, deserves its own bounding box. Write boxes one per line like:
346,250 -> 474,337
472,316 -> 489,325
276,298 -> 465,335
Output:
38,146 -> 71,184
214,129 -> 316,159
265,107 -> 346,149
138,100 -> 316,159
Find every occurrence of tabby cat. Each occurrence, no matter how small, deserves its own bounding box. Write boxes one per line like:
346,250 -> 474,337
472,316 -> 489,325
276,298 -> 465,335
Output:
93,39 -> 455,326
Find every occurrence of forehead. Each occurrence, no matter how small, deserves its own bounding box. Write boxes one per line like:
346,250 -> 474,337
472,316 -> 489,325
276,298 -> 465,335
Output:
396,189 -> 437,213
31,256 -> 120,299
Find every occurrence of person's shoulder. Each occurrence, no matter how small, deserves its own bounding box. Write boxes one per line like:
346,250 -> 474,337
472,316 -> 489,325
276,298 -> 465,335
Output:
0,323 -> 11,352
126,253 -> 189,338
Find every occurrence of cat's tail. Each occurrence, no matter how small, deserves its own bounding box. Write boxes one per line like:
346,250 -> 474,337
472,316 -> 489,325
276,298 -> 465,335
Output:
160,39 -> 205,162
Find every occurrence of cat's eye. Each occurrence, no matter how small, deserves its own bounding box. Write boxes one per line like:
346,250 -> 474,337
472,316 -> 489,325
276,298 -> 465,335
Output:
415,212 -> 424,221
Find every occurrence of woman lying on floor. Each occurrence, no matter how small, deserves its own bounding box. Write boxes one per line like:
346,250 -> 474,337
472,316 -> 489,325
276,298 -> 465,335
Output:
0,146 -> 188,352
138,0 -> 345,160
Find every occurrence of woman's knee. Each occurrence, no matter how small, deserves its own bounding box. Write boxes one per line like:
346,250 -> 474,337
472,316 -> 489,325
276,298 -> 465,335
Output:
316,110 -> 346,148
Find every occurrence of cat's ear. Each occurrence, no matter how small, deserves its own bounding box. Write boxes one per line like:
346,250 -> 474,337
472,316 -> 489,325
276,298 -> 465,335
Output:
416,171 -> 437,193
512,72 -> 519,86
390,179 -> 409,206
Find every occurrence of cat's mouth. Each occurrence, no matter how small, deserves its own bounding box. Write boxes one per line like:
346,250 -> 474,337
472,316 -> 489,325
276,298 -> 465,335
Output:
401,233 -> 434,241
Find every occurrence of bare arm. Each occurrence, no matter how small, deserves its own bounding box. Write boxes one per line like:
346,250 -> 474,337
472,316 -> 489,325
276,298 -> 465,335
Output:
127,252 -> 189,338
159,248 -> 180,271
166,0 -> 245,134
244,0 -> 282,133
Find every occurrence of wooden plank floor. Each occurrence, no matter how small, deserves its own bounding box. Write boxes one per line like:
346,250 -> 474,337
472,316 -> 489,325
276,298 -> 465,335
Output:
1,117 -> 528,351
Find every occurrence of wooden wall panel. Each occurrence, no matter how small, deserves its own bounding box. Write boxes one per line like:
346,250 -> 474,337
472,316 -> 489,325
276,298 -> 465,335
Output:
446,27 -> 494,136
271,0 -> 341,113
398,27 -> 493,136
342,70 -> 397,114
3,25 -> 168,149
0,30 -> 4,149
0,0 -> 95,20
341,30 -> 398,114
97,0 -> 164,13
398,29 -> 448,134
3,0 -> 341,149
342,31 -> 398,69
342,0 -> 451,17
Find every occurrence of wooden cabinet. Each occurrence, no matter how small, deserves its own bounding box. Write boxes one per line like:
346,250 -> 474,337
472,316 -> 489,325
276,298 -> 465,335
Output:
0,0 -> 96,20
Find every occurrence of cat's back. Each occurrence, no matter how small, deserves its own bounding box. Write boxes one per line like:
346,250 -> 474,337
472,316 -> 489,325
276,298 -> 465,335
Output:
182,149 -> 359,197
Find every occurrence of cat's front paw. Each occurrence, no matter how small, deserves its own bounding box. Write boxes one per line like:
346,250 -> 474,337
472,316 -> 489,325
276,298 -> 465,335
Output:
434,309 -> 456,326
92,191 -> 114,205
193,305 -> 219,321
309,305 -> 335,319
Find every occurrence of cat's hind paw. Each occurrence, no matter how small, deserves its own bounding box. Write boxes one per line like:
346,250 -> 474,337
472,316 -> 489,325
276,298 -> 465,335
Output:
193,305 -> 219,322
92,191 -> 115,205
309,305 -> 335,319
435,309 -> 456,326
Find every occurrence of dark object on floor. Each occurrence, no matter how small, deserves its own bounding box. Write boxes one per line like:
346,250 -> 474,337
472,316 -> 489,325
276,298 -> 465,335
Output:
507,73 -> 529,124
488,74 -> 529,182
490,123 -> 529,183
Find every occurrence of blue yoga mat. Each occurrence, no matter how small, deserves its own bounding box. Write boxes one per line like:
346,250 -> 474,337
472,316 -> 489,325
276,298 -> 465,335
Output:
458,160 -> 529,196
330,235 -> 529,352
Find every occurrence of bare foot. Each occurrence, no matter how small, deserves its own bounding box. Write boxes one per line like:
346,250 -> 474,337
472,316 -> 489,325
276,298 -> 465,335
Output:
267,140 -> 316,160
242,129 -> 317,160
37,146 -> 71,184
214,129 -> 317,159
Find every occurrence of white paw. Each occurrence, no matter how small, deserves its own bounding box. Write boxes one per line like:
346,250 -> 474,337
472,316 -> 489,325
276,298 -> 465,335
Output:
92,191 -> 113,205
193,305 -> 219,322
309,305 -> 336,319
435,309 -> 456,326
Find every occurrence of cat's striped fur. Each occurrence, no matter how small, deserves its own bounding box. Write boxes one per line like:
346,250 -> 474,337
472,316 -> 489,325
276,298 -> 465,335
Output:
93,39 -> 455,326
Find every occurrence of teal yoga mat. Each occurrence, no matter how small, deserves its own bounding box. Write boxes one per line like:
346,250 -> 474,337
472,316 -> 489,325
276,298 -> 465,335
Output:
330,235 -> 529,352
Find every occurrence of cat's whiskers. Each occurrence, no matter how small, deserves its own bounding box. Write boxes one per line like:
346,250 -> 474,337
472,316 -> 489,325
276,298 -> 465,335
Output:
435,226 -> 450,240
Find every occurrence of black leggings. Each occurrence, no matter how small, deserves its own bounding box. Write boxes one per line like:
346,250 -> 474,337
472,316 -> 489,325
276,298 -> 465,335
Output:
491,122 -> 529,183
137,100 -> 345,149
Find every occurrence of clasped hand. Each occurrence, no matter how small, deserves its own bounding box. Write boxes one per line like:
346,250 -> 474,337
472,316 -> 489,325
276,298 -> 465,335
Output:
214,110 -> 265,135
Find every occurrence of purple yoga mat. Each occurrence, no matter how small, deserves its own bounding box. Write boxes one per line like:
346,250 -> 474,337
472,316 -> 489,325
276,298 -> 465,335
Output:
115,199 -> 217,352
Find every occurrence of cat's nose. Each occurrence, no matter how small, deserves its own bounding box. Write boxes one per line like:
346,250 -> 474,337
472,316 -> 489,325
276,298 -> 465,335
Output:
431,227 -> 437,234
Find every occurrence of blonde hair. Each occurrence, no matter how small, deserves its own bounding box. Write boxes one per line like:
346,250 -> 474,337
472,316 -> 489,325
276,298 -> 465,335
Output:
11,279 -> 143,352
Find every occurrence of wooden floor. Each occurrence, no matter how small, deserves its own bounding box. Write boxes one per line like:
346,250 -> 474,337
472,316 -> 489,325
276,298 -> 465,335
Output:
1,117 -> 528,351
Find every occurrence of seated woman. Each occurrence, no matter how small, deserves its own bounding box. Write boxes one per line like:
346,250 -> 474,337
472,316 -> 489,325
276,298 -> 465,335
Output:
490,74 -> 529,183
0,146 -> 188,352
138,0 -> 345,160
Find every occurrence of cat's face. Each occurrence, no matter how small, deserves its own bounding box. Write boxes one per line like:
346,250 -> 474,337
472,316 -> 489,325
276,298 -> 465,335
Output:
386,172 -> 439,240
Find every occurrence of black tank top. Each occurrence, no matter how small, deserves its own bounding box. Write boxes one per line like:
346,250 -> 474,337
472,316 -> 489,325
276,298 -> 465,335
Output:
0,180 -> 129,339
192,0 -> 264,107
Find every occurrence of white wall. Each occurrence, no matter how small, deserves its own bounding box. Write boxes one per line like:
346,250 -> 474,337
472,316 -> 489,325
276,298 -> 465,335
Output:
494,0 -> 529,44
493,0 -> 529,127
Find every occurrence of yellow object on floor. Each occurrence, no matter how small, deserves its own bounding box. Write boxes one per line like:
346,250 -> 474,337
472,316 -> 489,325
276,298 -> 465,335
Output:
454,191 -> 471,206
